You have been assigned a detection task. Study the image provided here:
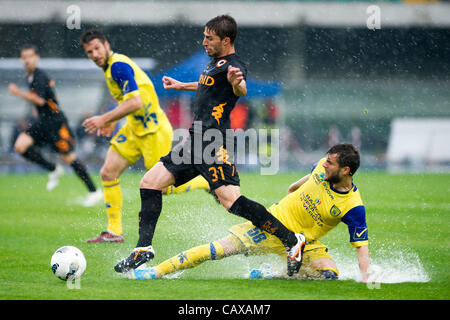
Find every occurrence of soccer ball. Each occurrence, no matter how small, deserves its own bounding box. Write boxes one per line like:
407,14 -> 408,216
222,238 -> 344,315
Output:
50,246 -> 86,281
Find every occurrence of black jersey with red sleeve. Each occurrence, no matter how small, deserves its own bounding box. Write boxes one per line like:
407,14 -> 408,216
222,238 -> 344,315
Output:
190,53 -> 247,133
27,68 -> 64,121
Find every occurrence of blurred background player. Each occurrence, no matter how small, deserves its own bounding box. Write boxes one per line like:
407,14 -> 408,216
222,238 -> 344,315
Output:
131,143 -> 370,282
8,44 -> 101,207
80,30 -> 208,243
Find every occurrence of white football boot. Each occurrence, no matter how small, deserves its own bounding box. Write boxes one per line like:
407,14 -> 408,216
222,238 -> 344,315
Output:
46,164 -> 64,191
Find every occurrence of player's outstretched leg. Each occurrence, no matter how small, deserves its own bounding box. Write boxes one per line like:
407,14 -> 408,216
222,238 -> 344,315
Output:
226,193 -> 305,276
115,197 -> 161,269
114,189 -> 161,272
129,236 -> 240,280
114,162 -> 175,272
226,195 -> 297,246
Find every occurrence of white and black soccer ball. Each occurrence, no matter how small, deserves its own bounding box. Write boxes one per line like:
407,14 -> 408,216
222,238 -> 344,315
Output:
50,246 -> 86,281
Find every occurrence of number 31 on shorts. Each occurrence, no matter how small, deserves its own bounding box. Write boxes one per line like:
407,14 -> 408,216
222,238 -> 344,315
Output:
208,166 -> 225,182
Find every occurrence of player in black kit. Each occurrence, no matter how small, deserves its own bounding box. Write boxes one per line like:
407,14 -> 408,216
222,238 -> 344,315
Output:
114,15 -> 306,277
8,45 -> 102,207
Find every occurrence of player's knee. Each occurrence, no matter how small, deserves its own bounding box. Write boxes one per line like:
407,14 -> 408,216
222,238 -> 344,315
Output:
14,143 -> 26,155
139,175 -> 168,191
219,196 -> 235,211
140,179 -> 152,189
14,133 -> 33,154
215,186 -> 241,211
139,163 -> 174,190
60,152 -> 76,164
140,173 -> 158,190
100,165 -> 117,181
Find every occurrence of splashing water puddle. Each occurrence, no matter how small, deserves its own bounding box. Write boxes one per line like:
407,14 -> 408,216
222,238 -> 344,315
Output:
237,247 -> 430,283
335,247 -> 430,283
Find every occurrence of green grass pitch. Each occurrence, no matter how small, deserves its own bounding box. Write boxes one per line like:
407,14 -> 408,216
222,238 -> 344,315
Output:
0,170 -> 449,300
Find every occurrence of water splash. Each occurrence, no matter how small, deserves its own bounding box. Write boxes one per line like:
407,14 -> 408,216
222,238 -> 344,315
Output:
335,247 -> 430,283
234,245 -> 431,283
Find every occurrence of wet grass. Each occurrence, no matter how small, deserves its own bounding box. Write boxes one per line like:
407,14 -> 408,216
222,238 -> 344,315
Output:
0,171 -> 449,301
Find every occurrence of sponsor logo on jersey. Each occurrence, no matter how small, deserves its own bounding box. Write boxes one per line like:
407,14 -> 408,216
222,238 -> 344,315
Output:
199,74 -> 215,86
300,192 -> 325,227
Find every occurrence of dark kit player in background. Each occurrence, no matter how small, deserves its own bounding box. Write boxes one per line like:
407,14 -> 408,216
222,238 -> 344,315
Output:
8,45 -> 102,207
114,15 -> 306,277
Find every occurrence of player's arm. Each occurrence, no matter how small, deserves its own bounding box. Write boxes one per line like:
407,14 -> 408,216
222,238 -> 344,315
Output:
341,206 -> 370,282
288,159 -> 321,194
162,76 -> 198,91
102,95 -> 141,124
287,174 -> 310,194
83,62 -> 142,135
8,83 -> 45,106
356,244 -> 370,283
83,96 -> 141,136
227,65 -> 247,97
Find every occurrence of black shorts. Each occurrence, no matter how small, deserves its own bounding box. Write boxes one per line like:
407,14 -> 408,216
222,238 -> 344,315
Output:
26,116 -> 75,154
160,131 -> 240,191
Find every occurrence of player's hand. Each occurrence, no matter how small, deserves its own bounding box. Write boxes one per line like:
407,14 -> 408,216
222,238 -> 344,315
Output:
162,76 -> 182,90
8,83 -> 21,96
227,65 -> 244,86
82,115 -> 106,135
97,121 -> 117,138
360,271 -> 370,284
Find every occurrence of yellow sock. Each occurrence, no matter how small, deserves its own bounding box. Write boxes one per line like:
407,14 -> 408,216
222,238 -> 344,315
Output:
166,175 -> 209,194
103,179 -> 123,235
154,241 -> 224,276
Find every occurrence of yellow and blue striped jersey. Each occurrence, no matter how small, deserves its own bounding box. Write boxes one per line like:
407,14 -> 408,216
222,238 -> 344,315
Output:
104,52 -> 166,136
268,157 -> 368,247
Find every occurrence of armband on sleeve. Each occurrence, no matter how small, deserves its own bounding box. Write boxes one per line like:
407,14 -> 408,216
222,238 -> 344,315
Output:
341,205 -> 368,247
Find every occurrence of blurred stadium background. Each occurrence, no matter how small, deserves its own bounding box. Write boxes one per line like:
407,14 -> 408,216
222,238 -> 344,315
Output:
1,0 -> 449,174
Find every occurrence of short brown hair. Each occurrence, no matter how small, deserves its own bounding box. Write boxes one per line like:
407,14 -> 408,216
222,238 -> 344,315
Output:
21,44 -> 39,55
205,15 -> 238,44
327,143 -> 360,176
80,29 -> 107,47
